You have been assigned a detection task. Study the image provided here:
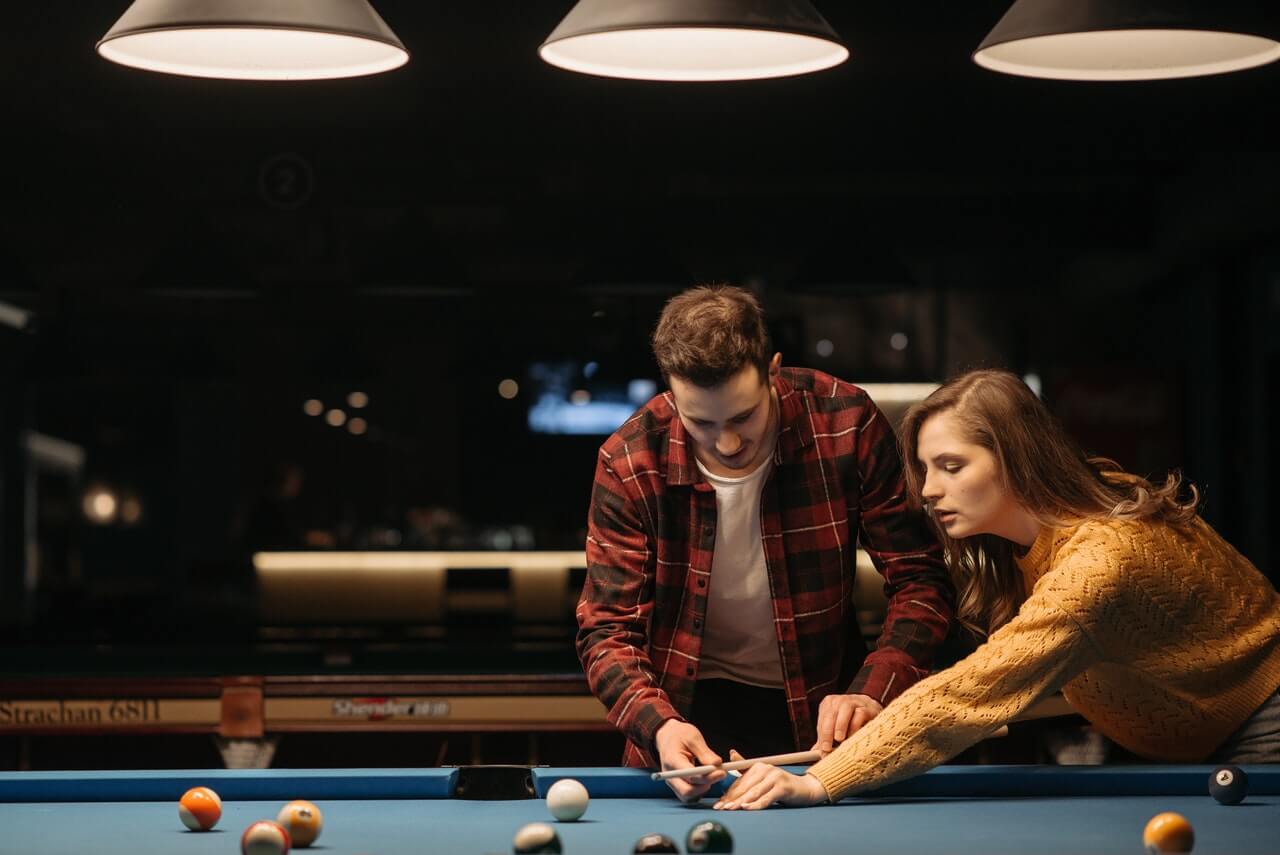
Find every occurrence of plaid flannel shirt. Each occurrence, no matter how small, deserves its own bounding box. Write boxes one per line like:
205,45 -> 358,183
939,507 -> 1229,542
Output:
577,368 -> 955,767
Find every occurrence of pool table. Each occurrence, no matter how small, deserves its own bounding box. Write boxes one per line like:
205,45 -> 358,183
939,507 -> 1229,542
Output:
0,765 -> 1275,854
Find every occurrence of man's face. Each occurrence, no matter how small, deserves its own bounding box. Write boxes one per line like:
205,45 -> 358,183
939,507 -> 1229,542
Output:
669,357 -> 779,476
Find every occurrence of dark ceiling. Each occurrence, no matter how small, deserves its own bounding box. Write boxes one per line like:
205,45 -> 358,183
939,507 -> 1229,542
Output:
2,1 -> 1278,304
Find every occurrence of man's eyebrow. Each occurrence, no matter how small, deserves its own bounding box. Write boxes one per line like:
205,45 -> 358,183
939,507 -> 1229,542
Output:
687,405 -> 757,424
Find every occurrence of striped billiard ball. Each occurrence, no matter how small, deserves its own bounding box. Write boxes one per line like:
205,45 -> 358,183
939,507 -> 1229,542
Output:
242,820 -> 291,855
178,786 -> 222,831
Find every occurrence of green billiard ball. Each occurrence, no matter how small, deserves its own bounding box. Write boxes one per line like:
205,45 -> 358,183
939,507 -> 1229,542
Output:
687,820 -> 734,853
633,832 -> 679,853
513,822 -> 562,854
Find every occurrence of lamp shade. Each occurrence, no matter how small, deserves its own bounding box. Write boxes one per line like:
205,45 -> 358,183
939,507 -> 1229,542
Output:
97,0 -> 409,80
974,0 -> 1280,81
539,0 -> 848,82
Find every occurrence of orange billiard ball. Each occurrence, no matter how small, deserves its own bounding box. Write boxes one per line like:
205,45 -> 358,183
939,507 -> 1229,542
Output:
178,786 -> 222,831
1143,812 -> 1195,854
276,800 -> 323,848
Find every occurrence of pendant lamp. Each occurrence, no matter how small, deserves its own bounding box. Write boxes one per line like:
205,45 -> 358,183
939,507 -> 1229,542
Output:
539,0 -> 848,82
97,0 -> 409,80
974,0 -> 1280,81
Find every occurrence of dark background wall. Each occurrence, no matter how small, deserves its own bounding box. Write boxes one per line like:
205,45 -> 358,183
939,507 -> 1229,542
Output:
1,2 -> 1277,629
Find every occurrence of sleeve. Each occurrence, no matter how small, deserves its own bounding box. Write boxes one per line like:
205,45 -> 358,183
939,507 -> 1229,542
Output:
575,449 -> 682,755
808,581 -> 1101,800
846,400 -> 957,706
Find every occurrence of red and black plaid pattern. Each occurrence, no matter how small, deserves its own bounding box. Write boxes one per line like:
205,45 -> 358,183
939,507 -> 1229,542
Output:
578,368 -> 955,767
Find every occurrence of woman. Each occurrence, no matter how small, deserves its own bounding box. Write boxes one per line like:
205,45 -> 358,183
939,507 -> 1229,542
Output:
714,369 -> 1280,811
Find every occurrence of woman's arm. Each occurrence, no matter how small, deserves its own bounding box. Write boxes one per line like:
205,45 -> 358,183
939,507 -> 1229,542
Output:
719,580 -> 1102,808
811,587 -> 1098,800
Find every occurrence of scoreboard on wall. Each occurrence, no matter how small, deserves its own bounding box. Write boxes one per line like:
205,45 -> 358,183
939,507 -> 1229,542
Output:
0,676 -> 610,738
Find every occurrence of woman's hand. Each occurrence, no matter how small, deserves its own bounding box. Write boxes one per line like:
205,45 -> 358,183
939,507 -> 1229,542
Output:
713,750 -> 829,811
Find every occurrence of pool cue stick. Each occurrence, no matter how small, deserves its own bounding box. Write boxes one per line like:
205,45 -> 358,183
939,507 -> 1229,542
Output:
651,724 -> 1017,782
651,696 -> 1074,780
651,750 -> 823,781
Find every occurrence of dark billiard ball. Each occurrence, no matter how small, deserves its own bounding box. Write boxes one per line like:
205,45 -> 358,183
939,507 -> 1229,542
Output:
633,833 -> 679,853
686,820 -> 733,853
513,822 -> 562,854
687,820 -> 733,853
1142,812 -> 1195,854
1208,765 -> 1248,805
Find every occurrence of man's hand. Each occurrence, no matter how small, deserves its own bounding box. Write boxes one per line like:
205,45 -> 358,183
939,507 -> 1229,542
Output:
811,693 -> 883,754
714,750 -> 828,811
654,719 -> 725,803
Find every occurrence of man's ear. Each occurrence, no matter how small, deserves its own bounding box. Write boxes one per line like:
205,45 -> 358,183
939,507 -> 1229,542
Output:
768,352 -> 782,379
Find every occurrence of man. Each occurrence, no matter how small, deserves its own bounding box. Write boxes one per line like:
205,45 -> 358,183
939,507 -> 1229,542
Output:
577,285 -> 955,801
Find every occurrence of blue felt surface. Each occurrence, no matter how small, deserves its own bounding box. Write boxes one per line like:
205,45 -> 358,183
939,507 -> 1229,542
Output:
0,768 -> 458,802
3,765 -> 1278,803
531,765 -> 1280,798
0,792 -> 1277,855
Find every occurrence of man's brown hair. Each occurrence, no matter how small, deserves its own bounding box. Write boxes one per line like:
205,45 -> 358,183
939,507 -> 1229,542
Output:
651,285 -> 772,387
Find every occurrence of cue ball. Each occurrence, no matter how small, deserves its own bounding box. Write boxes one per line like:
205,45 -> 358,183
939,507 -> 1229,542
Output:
276,800 -> 324,847
633,833 -> 680,853
1208,765 -> 1248,805
512,822 -> 562,854
546,778 -> 589,822
242,820 -> 292,855
178,786 -> 222,831
1143,812 -> 1194,854
687,820 -> 734,853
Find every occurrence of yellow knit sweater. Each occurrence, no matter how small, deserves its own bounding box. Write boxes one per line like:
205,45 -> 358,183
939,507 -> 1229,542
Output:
808,516 -> 1280,801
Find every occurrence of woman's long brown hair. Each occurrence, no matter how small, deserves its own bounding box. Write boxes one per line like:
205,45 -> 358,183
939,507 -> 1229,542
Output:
900,370 -> 1199,638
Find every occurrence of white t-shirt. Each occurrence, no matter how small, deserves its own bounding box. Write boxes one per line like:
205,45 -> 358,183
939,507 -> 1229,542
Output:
695,457 -> 785,689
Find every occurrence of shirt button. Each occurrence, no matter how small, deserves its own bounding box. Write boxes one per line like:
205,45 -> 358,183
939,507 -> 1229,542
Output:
686,667 -> 694,676
693,619 -> 702,629
697,579 -> 706,589
703,526 -> 714,538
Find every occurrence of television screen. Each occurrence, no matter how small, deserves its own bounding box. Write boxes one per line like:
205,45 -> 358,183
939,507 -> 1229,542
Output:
527,361 -> 658,436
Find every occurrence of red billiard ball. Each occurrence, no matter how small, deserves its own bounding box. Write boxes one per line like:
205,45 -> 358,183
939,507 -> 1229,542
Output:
1143,812 -> 1194,854
242,820 -> 292,855
178,786 -> 222,831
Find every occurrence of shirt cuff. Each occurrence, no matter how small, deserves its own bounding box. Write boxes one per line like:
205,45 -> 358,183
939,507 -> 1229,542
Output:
846,661 -> 916,707
632,697 -> 685,757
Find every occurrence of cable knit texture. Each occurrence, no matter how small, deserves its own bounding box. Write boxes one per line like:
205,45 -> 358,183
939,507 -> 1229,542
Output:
808,516 -> 1280,801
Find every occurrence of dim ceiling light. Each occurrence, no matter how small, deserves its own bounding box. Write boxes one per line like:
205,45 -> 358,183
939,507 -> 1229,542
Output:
539,0 -> 848,82
97,0 -> 409,81
974,0 -> 1280,81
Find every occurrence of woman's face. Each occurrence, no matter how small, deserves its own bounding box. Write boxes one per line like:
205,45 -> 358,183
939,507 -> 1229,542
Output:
915,411 -> 1019,539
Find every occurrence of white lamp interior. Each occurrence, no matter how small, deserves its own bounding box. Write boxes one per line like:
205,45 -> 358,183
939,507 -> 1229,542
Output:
540,27 -> 848,81
97,27 -> 409,80
974,29 -> 1280,81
